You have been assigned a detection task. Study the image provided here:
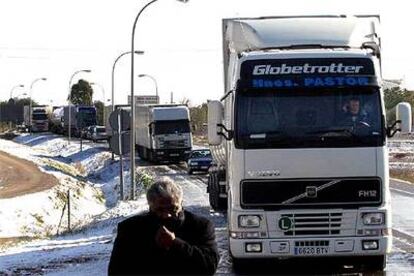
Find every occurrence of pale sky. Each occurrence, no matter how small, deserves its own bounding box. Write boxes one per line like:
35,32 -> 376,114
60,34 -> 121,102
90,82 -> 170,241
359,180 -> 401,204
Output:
0,0 -> 412,106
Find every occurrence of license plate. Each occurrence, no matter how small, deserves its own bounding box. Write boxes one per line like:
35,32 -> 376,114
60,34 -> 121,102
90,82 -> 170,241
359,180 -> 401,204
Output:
201,166 -> 208,169
170,153 -> 179,156
294,247 -> 329,255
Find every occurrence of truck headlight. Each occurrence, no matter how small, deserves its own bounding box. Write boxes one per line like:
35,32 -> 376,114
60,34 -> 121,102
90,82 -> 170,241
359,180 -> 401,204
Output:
362,213 -> 384,225
190,161 -> 198,165
239,215 -> 261,228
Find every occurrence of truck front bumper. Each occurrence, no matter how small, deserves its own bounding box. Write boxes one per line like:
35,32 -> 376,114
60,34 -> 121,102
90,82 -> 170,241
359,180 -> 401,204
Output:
154,148 -> 192,161
229,235 -> 391,259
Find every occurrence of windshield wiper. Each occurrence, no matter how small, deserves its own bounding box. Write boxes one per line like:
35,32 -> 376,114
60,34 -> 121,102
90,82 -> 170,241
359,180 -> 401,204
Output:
306,128 -> 357,137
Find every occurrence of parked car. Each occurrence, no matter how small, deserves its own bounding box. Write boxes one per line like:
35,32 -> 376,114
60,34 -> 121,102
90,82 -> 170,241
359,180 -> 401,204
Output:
86,125 -> 108,142
186,149 -> 213,175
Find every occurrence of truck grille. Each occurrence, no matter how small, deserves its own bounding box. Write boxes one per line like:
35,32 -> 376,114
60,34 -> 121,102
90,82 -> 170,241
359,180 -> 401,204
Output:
241,178 -> 381,209
163,140 -> 187,148
282,212 -> 342,236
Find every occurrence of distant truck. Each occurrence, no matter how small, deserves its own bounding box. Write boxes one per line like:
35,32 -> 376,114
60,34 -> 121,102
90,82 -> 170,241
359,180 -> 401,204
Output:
63,105 -> 97,137
50,106 -> 64,134
135,104 -> 192,162
23,105 -> 52,132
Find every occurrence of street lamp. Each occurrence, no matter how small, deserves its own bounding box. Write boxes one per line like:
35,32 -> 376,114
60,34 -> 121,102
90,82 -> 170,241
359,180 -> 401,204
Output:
68,69 -> 91,144
9,84 -> 25,99
90,82 -> 106,126
29,77 -> 47,134
138,74 -> 158,99
112,50 -> 144,113
130,0 -> 189,200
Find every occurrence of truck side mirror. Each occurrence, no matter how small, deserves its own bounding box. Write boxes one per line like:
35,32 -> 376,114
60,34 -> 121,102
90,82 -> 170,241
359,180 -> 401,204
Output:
208,101 -> 224,145
148,123 -> 153,135
397,102 -> 412,134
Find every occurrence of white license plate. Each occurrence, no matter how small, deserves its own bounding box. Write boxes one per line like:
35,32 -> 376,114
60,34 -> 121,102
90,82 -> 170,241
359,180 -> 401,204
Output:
294,247 -> 329,255
201,166 -> 208,169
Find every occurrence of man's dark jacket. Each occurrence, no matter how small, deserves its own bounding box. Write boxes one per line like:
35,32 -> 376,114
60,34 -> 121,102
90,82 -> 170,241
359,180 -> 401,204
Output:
108,210 -> 219,275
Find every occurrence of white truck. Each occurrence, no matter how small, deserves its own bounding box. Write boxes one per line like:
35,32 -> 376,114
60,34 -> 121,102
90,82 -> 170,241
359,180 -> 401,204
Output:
207,15 -> 412,272
23,105 -> 53,132
135,104 -> 192,162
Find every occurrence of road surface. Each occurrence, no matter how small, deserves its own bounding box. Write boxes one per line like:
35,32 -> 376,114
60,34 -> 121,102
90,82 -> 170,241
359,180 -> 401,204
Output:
0,150 -> 57,199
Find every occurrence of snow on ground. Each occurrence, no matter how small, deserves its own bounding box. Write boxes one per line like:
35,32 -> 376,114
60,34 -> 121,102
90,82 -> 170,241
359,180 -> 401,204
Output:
0,133 -> 228,275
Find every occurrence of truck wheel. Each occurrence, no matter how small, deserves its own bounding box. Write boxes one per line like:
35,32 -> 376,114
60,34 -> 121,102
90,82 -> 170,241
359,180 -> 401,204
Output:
360,255 -> 386,272
232,257 -> 251,274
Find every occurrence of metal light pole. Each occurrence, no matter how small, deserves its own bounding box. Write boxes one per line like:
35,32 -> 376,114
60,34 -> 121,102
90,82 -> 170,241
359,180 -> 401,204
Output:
68,69 -> 91,144
90,82 -> 106,126
138,74 -> 159,100
111,51 -> 144,113
9,84 -> 25,99
29,78 -> 47,134
130,0 -> 188,200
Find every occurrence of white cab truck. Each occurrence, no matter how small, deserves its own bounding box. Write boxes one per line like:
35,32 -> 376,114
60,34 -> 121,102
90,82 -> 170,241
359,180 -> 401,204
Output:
136,104 -> 192,162
207,15 -> 412,271
23,105 -> 52,132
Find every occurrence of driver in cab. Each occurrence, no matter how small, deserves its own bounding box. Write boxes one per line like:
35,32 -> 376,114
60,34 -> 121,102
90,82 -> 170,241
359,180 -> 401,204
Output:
339,97 -> 370,128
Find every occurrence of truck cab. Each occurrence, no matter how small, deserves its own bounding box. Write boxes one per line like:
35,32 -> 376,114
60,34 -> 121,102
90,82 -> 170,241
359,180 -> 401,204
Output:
208,15 -> 412,272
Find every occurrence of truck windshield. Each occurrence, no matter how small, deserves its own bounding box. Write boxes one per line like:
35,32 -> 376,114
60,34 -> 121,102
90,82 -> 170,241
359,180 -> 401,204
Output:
33,114 -> 47,120
235,87 -> 384,149
78,109 -> 97,127
154,120 -> 190,135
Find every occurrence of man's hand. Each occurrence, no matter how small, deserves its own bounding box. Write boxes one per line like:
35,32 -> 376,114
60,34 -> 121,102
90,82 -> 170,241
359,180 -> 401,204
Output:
155,226 -> 176,250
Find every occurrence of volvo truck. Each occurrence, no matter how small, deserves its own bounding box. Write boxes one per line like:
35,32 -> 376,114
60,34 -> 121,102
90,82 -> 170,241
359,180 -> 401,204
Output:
207,15 -> 412,272
136,104 -> 192,162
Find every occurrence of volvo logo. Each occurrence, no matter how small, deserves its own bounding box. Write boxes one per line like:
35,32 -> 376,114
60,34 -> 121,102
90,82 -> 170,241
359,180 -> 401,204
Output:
247,170 -> 280,178
279,217 -> 293,231
306,186 -> 317,198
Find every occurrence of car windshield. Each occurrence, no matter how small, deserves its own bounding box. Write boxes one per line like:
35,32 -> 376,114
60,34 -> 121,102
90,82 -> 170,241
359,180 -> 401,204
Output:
190,150 -> 211,158
236,87 -> 383,149
96,127 -> 106,133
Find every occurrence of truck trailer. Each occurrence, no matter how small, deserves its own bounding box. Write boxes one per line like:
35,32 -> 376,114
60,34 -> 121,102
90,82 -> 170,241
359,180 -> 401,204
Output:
135,104 -> 192,162
207,15 -> 412,272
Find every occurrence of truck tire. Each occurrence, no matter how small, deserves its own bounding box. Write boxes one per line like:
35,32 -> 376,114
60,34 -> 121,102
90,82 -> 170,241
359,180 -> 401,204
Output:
360,255 -> 386,272
209,171 -> 227,211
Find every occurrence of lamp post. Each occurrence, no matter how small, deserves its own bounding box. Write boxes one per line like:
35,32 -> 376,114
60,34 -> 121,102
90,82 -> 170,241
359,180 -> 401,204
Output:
29,78 -> 47,134
9,84 -> 25,99
90,82 -> 106,126
138,74 -> 159,101
68,69 -> 91,144
112,50 -> 144,113
130,0 -> 188,200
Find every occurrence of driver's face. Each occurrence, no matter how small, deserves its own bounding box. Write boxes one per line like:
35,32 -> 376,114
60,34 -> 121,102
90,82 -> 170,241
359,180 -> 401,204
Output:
349,100 -> 360,115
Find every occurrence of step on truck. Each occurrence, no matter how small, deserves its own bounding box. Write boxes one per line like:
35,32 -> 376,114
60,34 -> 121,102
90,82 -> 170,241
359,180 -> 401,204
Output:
136,104 -> 192,163
207,15 -> 412,272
